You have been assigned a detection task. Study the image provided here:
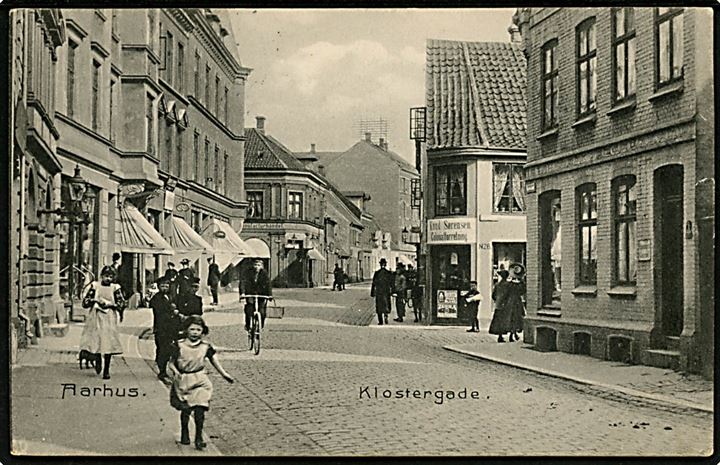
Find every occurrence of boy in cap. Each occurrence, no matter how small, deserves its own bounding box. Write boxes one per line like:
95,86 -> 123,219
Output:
150,277 -> 181,381
463,280 -> 482,332
178,277 -> 203,317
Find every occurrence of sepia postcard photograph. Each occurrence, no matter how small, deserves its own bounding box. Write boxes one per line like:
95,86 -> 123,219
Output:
4,5 -> 715,459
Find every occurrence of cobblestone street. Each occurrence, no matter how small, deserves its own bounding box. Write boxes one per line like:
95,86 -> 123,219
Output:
194,287 -> 713,456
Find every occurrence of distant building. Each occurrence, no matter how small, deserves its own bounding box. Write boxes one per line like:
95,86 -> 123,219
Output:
423,36 -> 527,324
296,135 -> 420,270
515,8 -> 713,377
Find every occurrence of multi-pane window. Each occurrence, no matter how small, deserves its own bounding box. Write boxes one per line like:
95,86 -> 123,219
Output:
91,61 -> 101,131
576,18 -> 597,116
177,42 -> 184,93
247,191 -> 263,218
193,132 -> 200,181
214,145 -> 220,191
435,165 -> 466,216
613,176 -> 637,285
493,163 -> 525,213
612,8 -> 636,102
176,132 -> 183,178
146,94 -> 154,155
165,31 -> 173,85
66,41 -> 77,117
288,192 -> 303,219
205,65 -> 211,105
147,10 -> 156,52
223,152 -> 228,195
577,183 -> 598,284
656,8 -> 684,86
215,75 -> 220,116
164,124 -> 172,172
541,40 -> 558,130
194,52 -> 200,97
224,87 -> 229,123
111,9 -> 118,36
109,78 -> 116,142
204,138 -> 210,186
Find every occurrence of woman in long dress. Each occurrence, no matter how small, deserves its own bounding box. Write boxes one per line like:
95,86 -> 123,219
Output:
167,315 -> 234,451
489,269 -> 512,342
506,264 -> 527,342
79,266 -> 126,379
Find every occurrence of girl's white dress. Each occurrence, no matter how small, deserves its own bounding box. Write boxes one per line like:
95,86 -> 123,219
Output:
168,338 -> 215,410
79,281 -> 124,355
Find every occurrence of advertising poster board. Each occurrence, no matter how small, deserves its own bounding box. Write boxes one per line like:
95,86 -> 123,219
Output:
437,289 -> 458,319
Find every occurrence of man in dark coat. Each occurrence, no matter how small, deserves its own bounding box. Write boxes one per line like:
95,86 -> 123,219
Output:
150,278 -> 181,382
332,264 -> 344,291
164,262 -> 179,301
240,259 -> 272,330
489,269 -> 512,342
371,258 -> 393,325
207,258 -> 222,305
177,258 -> 195,298
177,277 -> 203,317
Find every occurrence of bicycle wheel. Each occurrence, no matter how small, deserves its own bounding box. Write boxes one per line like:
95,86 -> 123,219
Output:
252,314 -> 261,355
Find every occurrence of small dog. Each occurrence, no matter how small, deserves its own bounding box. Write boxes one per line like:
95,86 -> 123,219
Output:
79,350 -> 98,370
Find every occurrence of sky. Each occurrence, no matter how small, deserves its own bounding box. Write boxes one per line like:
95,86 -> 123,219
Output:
229,8 -> 516,161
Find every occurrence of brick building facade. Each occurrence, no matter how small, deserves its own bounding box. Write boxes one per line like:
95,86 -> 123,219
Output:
515,8 -> 713,377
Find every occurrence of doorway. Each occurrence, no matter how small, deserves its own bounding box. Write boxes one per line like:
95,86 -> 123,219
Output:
430,245 -> 471,323
540,191 -> 562,308
655,165 -> 684,337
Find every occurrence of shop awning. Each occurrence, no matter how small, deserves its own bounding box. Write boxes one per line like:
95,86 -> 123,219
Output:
119,205 -> 174,255
397,254 -> 415,266
245,238 -> 271,259
201,218 -> 253,271
170,216 -> 213,262
307,248 -> 325,261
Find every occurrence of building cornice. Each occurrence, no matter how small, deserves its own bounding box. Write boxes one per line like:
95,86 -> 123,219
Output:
428,147 -> 527,164
55,111 -> 113,147
245,169 -> 326,188
159,79 -> 190,107
165,9 -> 194,37
188,96 -> 244,141
120,74 -> 163,96
64,18 -> 87,40
188,9 -> 250,81
57,147 -> 115,177
121,44 -> 161,64
183,179 -> 248,210
91,41 -> 110,59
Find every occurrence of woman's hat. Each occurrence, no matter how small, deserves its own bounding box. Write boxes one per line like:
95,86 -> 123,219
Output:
180,258 -> 190,264
511,263 -> 525,277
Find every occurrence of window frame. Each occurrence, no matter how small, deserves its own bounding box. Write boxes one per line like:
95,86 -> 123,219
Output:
576,183 -> 598,285
434,164 -> 467,217
214,145 -> 220,191
493,163 -> 526,214
66,41 -> 78,117
215,75 -> 220,116
247,191 -> 264,219
175,130 -> 183,178
224,86 -> 229,123
204,138 -> 210,186
165,30 -> 173,85
91,60 -> 101,132
204,64 -> 211,105
654,7 -> 684,88
611,7 -> 636,104
146,94 -> 154,155
193,131 -> 200,182
613,175 -> 637,285
194,51 -> 200,98
177,41 -> 184,93
288,191 -> 304,220
575,17 -> 597,118
541,39 -> 559,131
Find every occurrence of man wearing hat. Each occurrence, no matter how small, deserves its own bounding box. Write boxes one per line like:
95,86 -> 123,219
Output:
207,258 -> 222,305
506,263 -> 526,342
164,262 -> 179,301
150,277 -> 181,382
177,277 -> 204,317
371,258 -> 394,325
177,258 -> 196,298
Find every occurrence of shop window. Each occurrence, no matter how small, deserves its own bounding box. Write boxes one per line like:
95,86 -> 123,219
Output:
576,18 -> 597,117
493,163 -> 525,213
435,165 -> 466,216
247,191 -> 263,219
655,8 -> 684,87
613,175 -> 637,285
612,8 -> 636,103
288,192 -> 303,220
577,183 -> 597,285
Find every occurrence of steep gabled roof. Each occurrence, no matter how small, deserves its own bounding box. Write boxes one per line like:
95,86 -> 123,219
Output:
426,38 -> 527,150
336,140 -> 417,173
244,128 -> 307,171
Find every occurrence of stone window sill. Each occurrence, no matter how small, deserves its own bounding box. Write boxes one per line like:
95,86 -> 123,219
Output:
649,81 -> 684,102
537,308 -> 561,318
571,285 -> 597,297
571,112 -> 597,129
536,127 -> 559,141
608,99 -> 637,117
607,286 -> 637,298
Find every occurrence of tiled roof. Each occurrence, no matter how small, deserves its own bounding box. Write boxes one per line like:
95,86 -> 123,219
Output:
426,39 -> 527,150
244,128 -> 307,171
342,140 -> 417,173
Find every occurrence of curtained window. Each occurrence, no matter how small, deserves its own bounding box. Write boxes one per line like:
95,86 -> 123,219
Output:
655,8 -> 684,87
577,183 -> 598,284
493,163 -> 525,213
576,18 -> 597,117
612,8 -> 636,103
435,165 -> 466,216
613,176 -> 637,284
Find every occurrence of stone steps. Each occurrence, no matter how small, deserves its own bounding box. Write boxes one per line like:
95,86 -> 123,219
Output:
644,349 -> 680,370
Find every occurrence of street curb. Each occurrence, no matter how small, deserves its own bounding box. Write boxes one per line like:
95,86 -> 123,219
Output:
443,345 -> 713,415
132,326 -> 223,456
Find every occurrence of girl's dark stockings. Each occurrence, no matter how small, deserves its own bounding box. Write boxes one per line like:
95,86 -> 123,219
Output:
102,354 -> 112,379
179,408 -> 207,449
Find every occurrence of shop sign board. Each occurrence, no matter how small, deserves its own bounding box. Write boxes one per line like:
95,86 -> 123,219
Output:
427,218 -> 476,244
437,290 -> 458,319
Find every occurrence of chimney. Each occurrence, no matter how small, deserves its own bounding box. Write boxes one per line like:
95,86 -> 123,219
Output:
256,116 -> 266,134
310,143 -> 316,153
508,24 -> 522,44
378,137 -> 385,150
364,132 -> 372,142
318,164 -> 326,176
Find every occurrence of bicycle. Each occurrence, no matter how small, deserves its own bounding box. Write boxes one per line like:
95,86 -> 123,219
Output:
239,294 -> 272,355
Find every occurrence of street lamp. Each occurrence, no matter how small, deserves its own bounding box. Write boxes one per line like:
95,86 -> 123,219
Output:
401,227 -> 409,243
41,165 -> 90,321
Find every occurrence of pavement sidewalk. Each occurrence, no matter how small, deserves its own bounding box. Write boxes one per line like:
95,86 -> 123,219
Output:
10,309 -> 221,456
445,334 -> 713,415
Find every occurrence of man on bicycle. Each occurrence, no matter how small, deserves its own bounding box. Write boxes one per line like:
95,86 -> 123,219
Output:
240,259 -> 272,331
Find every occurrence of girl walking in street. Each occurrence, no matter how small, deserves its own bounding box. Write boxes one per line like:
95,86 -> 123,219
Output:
167,315 -> 235,451
79,266 -> 126,379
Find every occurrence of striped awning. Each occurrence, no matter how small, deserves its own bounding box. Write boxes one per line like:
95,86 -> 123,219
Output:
245,238 -> 271,259
201,218 -> 253,270
169,216 -> 213,262
119,205 -> 173,255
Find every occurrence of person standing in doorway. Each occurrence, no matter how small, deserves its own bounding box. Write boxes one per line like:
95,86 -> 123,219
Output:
206,258 -> 221,306
464,281 -> 483,332
371,258 -> 393,325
